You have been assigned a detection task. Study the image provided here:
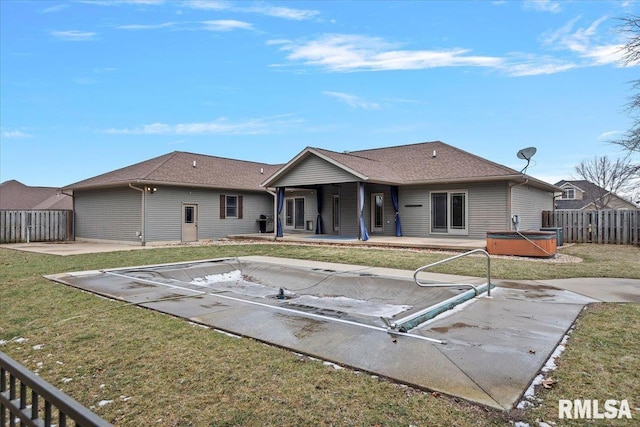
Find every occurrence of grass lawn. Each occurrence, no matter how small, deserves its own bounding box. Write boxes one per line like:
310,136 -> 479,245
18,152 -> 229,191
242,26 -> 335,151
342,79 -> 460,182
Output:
1,243 -> 639,426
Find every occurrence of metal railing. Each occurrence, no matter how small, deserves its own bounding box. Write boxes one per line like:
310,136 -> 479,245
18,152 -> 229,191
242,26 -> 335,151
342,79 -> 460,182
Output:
413,249 -> 492,297
1,351 -> 112,427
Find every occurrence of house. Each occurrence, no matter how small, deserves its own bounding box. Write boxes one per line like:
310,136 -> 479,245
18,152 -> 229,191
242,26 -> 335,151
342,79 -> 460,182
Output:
0,180 -> 73,210
62,151 -> 281,245
63,141 -> 560,245
554,180 -> 638,210
262,141 -> 561,240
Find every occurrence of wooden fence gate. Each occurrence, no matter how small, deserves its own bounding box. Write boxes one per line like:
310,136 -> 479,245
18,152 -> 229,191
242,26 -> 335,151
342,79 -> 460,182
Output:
0,210 -> 73,243
542,209 -> 640,245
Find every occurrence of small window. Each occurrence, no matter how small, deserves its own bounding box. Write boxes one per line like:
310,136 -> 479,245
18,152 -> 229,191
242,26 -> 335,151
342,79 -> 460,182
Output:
184,206 -> 195,224
220,194 -> 243,219
562,188 -> 575,199
226,196 -> 238,218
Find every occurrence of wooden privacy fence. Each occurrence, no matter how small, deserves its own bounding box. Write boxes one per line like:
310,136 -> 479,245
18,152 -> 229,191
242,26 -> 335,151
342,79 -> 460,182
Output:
0,210 -> 73,243
542,209 -> 640,245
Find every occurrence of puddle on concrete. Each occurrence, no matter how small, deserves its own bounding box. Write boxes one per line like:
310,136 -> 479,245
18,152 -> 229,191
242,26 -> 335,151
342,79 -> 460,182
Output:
126,282 -> 157,289
276,314 -> 327,338
429,322 -> 493,333
497,281 -> 558,291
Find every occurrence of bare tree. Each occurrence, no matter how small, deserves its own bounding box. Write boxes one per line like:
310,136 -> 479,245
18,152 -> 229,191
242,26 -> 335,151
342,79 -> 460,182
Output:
574,155 -> 640,209
615,16 -> 640,155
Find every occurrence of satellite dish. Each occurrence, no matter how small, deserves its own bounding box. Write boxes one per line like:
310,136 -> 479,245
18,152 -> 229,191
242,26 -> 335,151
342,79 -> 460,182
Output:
516,147 -> 537,173
517,147 -> 537,160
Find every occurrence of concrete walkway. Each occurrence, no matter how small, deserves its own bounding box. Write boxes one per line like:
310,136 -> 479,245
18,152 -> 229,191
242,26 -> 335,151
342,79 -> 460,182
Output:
1,235 -> 486,256
44,255 -> 640,411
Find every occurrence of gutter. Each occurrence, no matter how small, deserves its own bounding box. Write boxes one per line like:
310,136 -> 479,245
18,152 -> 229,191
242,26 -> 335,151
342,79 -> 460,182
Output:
128,183 -> 146,246
60,190 -> 75,241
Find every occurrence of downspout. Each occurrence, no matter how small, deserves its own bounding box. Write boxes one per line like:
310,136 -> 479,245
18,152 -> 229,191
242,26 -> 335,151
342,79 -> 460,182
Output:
61,190 -> 75,241
129,183 -> 146,246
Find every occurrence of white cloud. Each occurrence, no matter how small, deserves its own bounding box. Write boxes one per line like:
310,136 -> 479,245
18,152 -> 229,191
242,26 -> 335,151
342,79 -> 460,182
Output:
117,20 -> 253,32
523,0 -> 562,13
245,5 -> 319,21
182,0 -> 228,10
102,115 -> 302,135
323,91 -> 380,110
272,34 -> 503,72
1,130 -> 32,139
42,4 -> 69,13
201,20 -> 253,32
118,22 -> 177,30
80,0 -> 165,5
598,130 -> 623,141
184,0 -> 319,20
540,16 -> 625,66
501,54 -> 577,76
50,30 -> 96,41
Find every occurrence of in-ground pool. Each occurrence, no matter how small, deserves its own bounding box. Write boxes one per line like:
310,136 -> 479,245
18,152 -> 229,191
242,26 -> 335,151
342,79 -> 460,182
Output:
44,255 -> 592,410
53,257 -> 489,334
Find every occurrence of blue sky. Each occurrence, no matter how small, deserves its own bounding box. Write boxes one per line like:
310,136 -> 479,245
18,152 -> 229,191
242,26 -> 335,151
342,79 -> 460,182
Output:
1,0 -> 638,188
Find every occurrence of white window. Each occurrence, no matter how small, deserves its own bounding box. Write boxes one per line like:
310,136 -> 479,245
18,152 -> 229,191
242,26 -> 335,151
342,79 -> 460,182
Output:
562,188 -> 575,199
430,190 -> 468,235
226,195 -> 238,218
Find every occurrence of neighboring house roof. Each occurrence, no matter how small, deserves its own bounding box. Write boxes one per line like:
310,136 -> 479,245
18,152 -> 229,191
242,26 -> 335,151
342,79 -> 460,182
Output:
555,179 -> 637,210
263,141 -> 559,191
0,180 -> 73,210
64,151 -> 283,192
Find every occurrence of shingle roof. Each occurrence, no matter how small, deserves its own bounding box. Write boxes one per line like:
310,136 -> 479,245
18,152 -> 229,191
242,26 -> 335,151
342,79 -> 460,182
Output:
0,180 -> 73,210
64,151 -> 282,192
264,141 -> 559,191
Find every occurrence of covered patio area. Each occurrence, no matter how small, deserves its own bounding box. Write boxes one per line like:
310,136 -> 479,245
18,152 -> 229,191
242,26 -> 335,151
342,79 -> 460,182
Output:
228,233 -> 486,251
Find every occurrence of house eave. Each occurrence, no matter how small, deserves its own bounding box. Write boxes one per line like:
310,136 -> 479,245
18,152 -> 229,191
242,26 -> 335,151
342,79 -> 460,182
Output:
261,147 -> 368,188
64,180 -> 267,193
400,174 -> 561,192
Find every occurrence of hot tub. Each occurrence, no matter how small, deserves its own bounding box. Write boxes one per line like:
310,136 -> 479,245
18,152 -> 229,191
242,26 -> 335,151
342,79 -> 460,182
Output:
486,231 -> 556,257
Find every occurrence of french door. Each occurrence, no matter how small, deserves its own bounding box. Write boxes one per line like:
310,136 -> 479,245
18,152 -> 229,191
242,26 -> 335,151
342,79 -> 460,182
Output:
431,191 -> 467,235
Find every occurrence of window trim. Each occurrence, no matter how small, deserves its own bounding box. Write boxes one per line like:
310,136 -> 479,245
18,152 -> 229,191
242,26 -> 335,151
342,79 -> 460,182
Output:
429,190 -> 468,236
284,196 -> 305,229
219,194 -> 243,219
561,188 -> 576,199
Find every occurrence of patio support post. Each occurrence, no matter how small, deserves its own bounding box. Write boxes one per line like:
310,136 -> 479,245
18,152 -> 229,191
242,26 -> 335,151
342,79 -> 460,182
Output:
391,185 -> 402,237
315,186 -> 323,234
276,187 -> 284,239
358,182 -> 369,241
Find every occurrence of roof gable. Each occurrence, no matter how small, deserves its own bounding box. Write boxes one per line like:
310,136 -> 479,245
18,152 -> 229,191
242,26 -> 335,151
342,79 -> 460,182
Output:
65,151 -> 282,192
264,141 -> 559,191
266,150 -> 365,187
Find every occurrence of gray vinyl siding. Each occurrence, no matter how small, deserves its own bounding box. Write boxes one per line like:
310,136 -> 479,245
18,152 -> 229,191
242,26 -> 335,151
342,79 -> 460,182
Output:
398,186 -> 429,236
511,185 -> 553,231
338,182 -> 359,237
398,182 -> 510,239
146,186 -> 273,242
271,155 -> 360,187
319,185 -> 340,235
468,182 -> 510,238
74,187 -> 141,242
